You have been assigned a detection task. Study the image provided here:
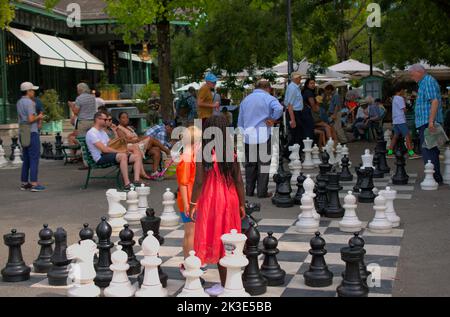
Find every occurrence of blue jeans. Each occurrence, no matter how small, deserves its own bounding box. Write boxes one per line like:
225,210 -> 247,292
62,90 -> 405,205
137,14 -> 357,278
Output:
418,124 -> 443,183
21,132 -> 40,183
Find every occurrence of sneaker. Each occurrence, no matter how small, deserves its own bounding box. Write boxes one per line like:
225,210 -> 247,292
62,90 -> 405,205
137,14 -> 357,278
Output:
20,183 -> 32,191
205,284 -> 225,296
31,185 -> 46,192
408,151 -> 421,160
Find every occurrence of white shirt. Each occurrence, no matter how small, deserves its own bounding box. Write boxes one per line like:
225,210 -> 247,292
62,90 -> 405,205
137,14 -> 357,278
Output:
95,98 -> 106,110
86,127 -> 110,162
392,95 -> 406,125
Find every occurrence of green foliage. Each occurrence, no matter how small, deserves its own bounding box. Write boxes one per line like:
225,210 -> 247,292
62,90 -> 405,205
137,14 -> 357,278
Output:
40,89 -> 64,123
171,32 -> 209,81
134,82 -> 160,113
0,0 -> 15,29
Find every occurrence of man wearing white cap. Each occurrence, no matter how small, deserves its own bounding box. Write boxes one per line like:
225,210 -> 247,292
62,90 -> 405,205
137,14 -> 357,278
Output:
17,82 -> 46,192
284,72 -> 304,145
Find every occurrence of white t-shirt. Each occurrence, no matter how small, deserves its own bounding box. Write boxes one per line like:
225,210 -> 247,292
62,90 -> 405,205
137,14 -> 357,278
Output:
392,95 -> 406,125
86,127 -> 110,162
95,98 -> 106,110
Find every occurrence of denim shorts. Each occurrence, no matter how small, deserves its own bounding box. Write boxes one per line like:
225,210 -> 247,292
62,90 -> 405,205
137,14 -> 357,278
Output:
180,212 -> 193,223
97,153 -> 118,165
393,123 -> 410,137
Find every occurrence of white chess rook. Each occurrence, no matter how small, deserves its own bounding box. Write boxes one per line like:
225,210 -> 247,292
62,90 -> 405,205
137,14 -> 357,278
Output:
178,251 -> 209,297
379,187 -> 401,228
124,188 -> 142,224
339,191 -> 362,233
136,184 -> 151,217
368,195 -> 393,234
302,138 -> 315,170
421,161 -> 439,191
106,189 -> 128,234
161,188 -> 180,227
104,246 -> 137,297
444,148 -> 450,185
296,194 -> 320,234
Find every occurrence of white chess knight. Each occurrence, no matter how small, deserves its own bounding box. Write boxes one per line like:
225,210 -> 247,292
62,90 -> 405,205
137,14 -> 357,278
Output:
219,229 -> 250,297
11,147 -> 23,166
379,187 -> 401,228
302,138 -> 315,170
124,188 -> 142,224
421,161 -> 439,191
178,251 -> 209,297
296,193 -> 320,233
104,246 -> 137,297
302,175 -> 321,221
312,144 -> 321,167
443,147 -> 450,185
368,195 -> 393,234
288,144 -> 302,182
66,240 -> 100,297
135,231 -> 168,297
0,145 -> 8,168
339,191 -> 362,233
136,184 -> 151,217
106,189 -> 128,234
160,188 -> 179,227
361,149 -> 374,169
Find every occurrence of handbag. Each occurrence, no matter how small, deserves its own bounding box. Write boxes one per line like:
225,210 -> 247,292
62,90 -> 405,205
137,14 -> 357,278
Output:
108,137 -> 128,152
19,123 -> 32,148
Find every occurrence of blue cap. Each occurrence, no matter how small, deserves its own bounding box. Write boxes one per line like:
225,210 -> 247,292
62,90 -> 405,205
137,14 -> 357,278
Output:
205,72 -> 218,83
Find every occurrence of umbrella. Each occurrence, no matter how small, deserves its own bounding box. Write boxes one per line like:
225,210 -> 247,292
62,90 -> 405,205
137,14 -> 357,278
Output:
329,59 -> 384,78
176,82 -> 201,92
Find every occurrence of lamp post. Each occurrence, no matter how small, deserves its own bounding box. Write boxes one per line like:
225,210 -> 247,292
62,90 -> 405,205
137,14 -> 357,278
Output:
286,0 -> 294,78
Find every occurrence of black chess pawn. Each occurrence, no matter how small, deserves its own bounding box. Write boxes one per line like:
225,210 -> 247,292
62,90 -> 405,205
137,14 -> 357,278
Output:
243,222 -> 268,295
54,133 -> 64,160
372,154 -> 385,179
79,223 -> 98,264
94,217 -> 114,288
293,173 -> 307,205
9,136 -> 18,161
33,224 -> 54,274
336,244 -> 369,297
324,173 -> 345,218
304,232 -> 334,287
349,233 -> 370,284
315,178 -> 329,216
340,155 -> 353,182
353,165 -> 363,193
272,172 -> 294,208
392,138 -> 409,185
118,224 -> 141,276
1,229 -> 31,282
375,135 -> 390,174
260,232 -> 286,286
358,168 -> 376,203
47,228 -> 71,286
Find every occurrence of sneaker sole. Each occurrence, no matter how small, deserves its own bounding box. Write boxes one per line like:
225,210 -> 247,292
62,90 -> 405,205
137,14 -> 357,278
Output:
31,189 -> 46,192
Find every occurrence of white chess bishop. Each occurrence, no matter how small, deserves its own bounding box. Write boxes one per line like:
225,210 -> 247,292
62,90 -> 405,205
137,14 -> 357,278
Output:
0,145 -> 8,168
339,191 -> 362,233
368,195 -> 393,234
444,148 -> 450,185
161,188 -> 179,227
379,187 -> 401,228
302,175 -> 321,221
124,188 -> 142,224
104,246 -> 137,297
219,229 -> 250,297
178,251 -> 209,297
302,138 -> 315,170
106,189 -> 128,234
12,147 -> 23,166
312,144 -> 321,167
66,239 -> 100,297
296,193 -> 320,233
361,149 -> 374,169
136,184 -> 151,217
288,144 -> 302,182
421,161 -> 439,191
135,231 -> 168,297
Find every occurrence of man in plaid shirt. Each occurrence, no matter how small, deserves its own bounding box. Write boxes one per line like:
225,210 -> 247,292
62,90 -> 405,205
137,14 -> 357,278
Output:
145,120 -> 176,175
409,64 -> 444,184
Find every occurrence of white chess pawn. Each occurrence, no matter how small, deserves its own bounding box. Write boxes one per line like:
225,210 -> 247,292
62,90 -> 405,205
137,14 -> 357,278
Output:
368,195 -> 393,234
12,147 -> 23,166
421,161 -> 439,191
124,188 -> 142,224
302,138 -> 315,170
178,251 -> 209,297
136,184 -> 151,217
335,143 -> 343,165
160,188 -> 180,227
288,144 -> 302,182
443,148 -> 450,185
303,175 -> 321,221
312,144 -> 321,167
66,240 -> 100,297
135,231 -> 168,297
379,187 -> 401,228
219,230 -> 250,297
361,149 -> 374,169
0,145 -> 8,168
384,129 -> 392,149
106,189 -> 128,234
296,193 -> 320,233
339,191 -> 362,233
104,246 -> 137,297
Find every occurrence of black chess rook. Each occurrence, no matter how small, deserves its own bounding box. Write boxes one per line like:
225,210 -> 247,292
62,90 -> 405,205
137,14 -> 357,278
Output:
1,229 -> 31,282
336,244 -> 369,297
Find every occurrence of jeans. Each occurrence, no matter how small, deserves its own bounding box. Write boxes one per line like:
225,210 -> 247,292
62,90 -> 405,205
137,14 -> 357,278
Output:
21,132 -> 40,183
289,110 -> 303,146
418,124 -> 443,183
245,138 -> 272,197
300,107 -> 315,140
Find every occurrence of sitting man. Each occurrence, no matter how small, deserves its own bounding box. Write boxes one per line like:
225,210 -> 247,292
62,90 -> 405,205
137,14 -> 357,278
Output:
145,120 -> 176,174
353,96 -> 382,140
86,111 -> 144,190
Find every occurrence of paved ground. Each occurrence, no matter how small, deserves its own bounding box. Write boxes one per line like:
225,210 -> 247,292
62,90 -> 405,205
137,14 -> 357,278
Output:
0,141 -> 449,297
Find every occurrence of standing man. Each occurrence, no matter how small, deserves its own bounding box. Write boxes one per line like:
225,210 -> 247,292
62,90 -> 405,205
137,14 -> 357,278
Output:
284,72 -> 304,146
238,80 -> 284,198
409,64 -> 444,184
197,73 -> 220,123
17,82 -> 46,192
68,83 -> 96,137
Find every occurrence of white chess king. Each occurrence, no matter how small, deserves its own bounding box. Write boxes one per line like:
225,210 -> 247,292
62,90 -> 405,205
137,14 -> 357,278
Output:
302,138 -> 315,170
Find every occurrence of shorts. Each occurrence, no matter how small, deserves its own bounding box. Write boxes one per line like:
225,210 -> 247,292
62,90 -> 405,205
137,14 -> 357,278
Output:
393,123 -> 410,137
180,212 -> 193,223
97,153 -> 118,165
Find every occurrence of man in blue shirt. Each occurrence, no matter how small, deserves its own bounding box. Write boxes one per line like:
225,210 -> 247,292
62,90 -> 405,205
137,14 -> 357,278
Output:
284,72 -> 304,146
410,64 -> 444,184
238,80 -> 284,198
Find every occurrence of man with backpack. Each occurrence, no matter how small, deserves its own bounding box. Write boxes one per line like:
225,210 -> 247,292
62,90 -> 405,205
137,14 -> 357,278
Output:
176,87 -> 197,126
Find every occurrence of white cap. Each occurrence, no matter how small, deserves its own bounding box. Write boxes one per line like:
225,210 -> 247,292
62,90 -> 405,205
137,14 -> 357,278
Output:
20,82 -> 39,92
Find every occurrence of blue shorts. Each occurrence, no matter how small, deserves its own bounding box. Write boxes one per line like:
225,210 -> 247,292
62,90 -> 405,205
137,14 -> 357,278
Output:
97,153 -> 118,165
393,123 -> 410,137
180,212 -> 193,223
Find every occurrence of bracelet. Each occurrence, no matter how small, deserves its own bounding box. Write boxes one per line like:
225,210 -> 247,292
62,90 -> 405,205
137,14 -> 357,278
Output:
190,202 -> 197,206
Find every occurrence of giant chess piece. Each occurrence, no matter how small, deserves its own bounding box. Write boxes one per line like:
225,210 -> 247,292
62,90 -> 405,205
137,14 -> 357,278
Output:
47,228 -> 71,286
335,143 -> 343,165
361,149 -> 374,169
219,229 -> 250,297
106,189 -> 128,234
260,232 -> 286,286
136,184 -> 151,217
303,232 -> 333,287
339,192 -> 362,233
46,142 -> 55,160
303,175 -> 320,221
340,155 -> 353,182
288,144 -> 302,182
104,246 -> 137,297
135,231 -> 168,297
242,222 -> 268,296
392,138 -> 409,185
33,224 -> 54,273
242,201 -> 261,232
302,138 -> 315,170
178,251 -> 209,297
325,138 -> 336,165
324,173 -> 345,218
384,129 -> 392,150
341,145 -> 352,167
443,147 -> 450,185
11,147 -> 23,166
349,233 -> 370,284
379,187 -> 401,228
160,188 -> 180,227
312,144 -> 321,167
421,161 -> 439,191
336,244 -> 369,297
375,134 -> 390,174
293,173 -> 306,205
9,136 -> 18,162
79,223 -> 98,264
1,229 -> 31,282
118,225 -> 141,276
296,194 -> 320,233
316,152 -> 332,215
358,168 -> 376,204
0,143 -> 8,168
54,133 -> 64,160
272,171 -> 294,208
124,188 -> 142,224
94,217 -> 114,288
353,165 -> 363,193
372,154 -> 385,179
66,240 -> 100,297
368,195 -> 393,234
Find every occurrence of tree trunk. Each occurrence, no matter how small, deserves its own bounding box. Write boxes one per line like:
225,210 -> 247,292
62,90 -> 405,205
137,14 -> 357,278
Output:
156,18 -> 173,120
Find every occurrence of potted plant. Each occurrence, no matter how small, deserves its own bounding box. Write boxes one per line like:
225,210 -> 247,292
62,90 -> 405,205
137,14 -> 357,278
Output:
40,89 -> 64,135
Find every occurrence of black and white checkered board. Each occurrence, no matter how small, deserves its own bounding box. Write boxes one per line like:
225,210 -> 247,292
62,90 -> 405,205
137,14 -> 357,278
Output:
8,216 -> 403,298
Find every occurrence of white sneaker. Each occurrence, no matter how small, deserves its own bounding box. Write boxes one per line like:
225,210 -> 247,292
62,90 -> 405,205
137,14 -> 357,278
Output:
205,284 -> 225,296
